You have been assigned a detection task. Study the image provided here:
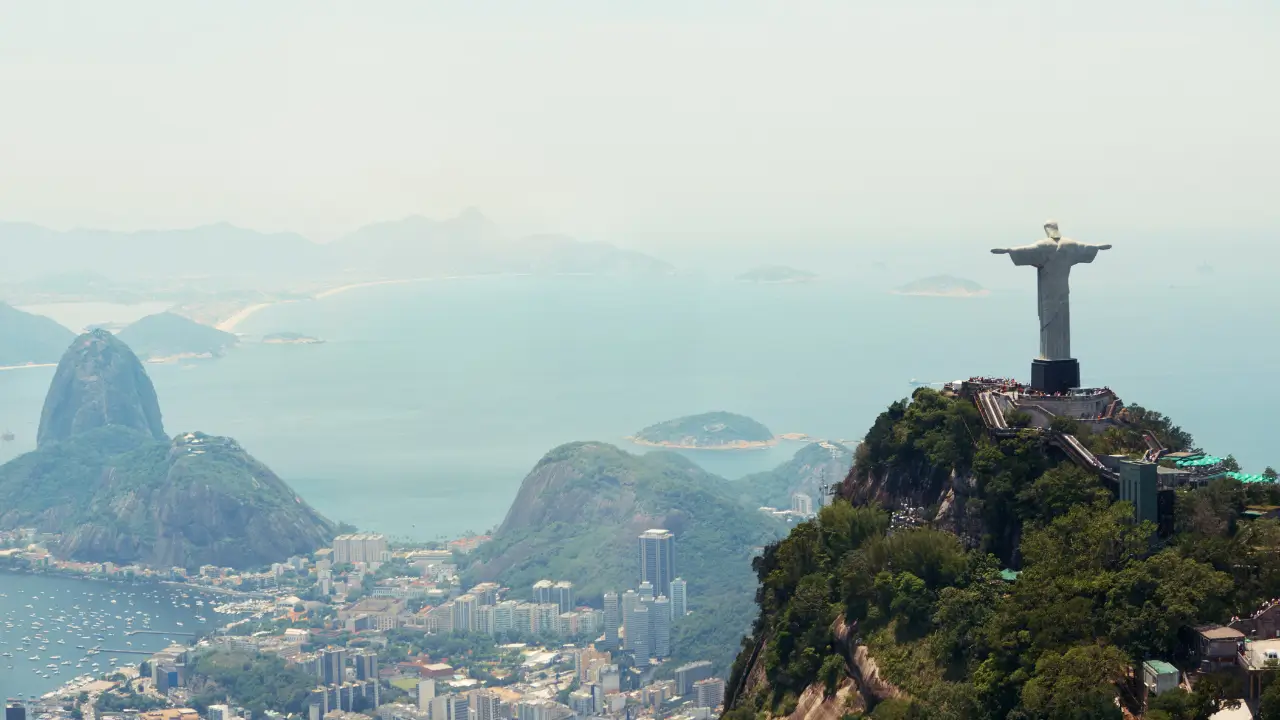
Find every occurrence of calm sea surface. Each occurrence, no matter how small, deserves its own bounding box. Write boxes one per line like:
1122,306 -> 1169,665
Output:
0,573 -> 209,702
1,275 -> 1275,541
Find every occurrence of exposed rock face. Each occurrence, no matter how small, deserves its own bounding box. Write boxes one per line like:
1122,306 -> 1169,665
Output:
843,458 -> 987,551
37,329 -> 166,447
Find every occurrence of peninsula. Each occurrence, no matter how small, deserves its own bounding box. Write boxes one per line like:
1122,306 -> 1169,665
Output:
262,331 -> 324,345
736,265 -> 817,284
891,274 -> 988,297
630,411 -> 775,450
116,311 -> 239,361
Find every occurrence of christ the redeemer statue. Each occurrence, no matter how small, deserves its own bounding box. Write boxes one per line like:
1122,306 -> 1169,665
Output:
992,221 -> 1111,391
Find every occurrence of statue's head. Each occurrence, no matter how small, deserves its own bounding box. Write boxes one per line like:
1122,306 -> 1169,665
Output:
1043,220 -> 1061,241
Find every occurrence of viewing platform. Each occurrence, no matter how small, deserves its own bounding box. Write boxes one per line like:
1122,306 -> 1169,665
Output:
958,377 -> 1120,433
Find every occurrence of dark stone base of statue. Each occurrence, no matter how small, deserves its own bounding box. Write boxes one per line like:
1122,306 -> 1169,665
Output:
1031,358 -> 1080,394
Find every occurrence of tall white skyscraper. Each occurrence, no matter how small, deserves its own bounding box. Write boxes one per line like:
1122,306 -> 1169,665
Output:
638,581 -> 654,602
453,594 -> 477,633
602,592 -> 620,651
553,581 -> 575,613
694,678 -> 726,709
471,691 -> 501,720
669,578 -> 687,619
639,529 -> 675,596
533,579 -> 554,604
627,602 -> 650,663
650,596 -> 671,659
494,600 -> 517,635
417,679 -> 436,712
332,533 -> 388,564
620,590 -> 639,650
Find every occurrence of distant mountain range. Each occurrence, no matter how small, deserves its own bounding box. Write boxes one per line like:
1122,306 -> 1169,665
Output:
0,210 -> 674,284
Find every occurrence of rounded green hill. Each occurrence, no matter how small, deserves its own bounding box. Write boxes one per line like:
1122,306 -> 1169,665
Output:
632,411 -> 775,449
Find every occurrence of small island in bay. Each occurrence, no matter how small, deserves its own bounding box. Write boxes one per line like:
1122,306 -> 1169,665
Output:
262,331 -> 325,345
736,265 -> 817,284
629,411 -> 775,450
892,274 -> 988,297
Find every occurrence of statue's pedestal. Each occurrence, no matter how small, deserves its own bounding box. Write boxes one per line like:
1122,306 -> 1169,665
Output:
1031,358 -> 1080,393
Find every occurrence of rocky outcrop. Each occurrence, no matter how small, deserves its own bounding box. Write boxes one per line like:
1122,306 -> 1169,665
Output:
37,329 -> 166,447
55,432 -> 334,568
786,678 -> 863,720
2,333 -> 333,568
843,457 -> 986,550
729,613 -> 902,719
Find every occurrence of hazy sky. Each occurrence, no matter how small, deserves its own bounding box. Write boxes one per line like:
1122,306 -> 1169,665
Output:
1,1 -> 1277,248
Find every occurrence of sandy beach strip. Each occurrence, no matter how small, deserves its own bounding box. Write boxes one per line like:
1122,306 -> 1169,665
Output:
0,362 -> 58,372
215,302 -> 276,332
218,273 -> 526,331
313,277 -> 439,300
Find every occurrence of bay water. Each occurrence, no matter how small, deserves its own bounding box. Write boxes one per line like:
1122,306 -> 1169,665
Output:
0,573 -> 210,702
0,274 -> 1274,540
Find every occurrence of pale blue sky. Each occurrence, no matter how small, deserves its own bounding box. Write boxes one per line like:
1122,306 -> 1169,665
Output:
0,1 -> 1276,248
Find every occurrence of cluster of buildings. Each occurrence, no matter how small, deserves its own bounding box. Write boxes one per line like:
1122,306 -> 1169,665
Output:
332,535 -> 391,565
594,530 -> 688,666
404,579 -> 606,640
11,523 -> 728,720
301,647 -> 384,717
757,493 -> 818,522
378,644 -> 724,720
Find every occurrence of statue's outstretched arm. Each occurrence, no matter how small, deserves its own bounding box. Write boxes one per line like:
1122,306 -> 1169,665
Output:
992,242 -> 1049,266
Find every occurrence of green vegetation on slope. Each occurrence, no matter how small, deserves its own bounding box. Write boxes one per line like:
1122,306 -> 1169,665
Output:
465,441 -> 784,673
728,389 -> 1280,720
0,301 -> 75,365
116,312 -> 238,359
188,649 -> 320,716
0,428 -> 335,567
633,411 -> 774,447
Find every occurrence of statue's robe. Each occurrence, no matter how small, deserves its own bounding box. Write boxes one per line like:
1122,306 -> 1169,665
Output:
1002,238 -> 1103,360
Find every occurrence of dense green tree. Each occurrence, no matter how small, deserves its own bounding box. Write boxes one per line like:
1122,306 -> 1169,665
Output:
1017,644 -> 1127,720
1017,464 -> 1110,526
1102,550 -> 1231,661
726,391 -> 1277,720
1048,416 -> 1081,436
1259,677 -> 1280,720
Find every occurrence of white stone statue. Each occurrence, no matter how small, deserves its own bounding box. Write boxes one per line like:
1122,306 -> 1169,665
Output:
991,221 -> 1112,360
